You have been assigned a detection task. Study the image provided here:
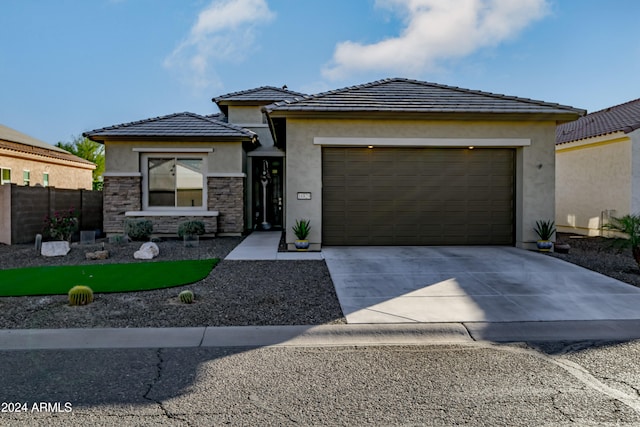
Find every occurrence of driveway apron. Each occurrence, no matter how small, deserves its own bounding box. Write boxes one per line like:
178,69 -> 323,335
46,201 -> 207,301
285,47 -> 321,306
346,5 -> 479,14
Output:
322,246 -> 640,324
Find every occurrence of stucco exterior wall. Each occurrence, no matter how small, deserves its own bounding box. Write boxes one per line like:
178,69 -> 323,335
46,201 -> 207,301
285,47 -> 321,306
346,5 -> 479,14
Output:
284,118 -> 557,249
227,105 -> 264,124
104,140 -> 243,174
555,136 -> 631,236
0,151 -> 93,189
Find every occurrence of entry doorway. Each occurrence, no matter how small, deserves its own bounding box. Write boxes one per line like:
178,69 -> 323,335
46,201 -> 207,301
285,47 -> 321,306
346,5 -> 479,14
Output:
251,157 -> 284,230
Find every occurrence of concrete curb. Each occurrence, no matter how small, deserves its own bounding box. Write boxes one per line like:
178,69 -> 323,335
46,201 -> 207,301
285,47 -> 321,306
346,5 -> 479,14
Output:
2,321 -> 640,350
0,324 -> 470,350
464,320 -> 640,342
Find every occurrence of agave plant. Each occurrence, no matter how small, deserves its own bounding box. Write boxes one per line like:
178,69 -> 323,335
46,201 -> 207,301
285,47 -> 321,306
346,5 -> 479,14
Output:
604,214 -> 640,267
292,219 -> 311,240
533,220 -> 556,241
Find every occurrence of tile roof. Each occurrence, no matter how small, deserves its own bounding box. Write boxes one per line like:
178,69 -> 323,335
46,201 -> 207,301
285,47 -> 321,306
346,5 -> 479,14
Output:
83,112 -> 255,140
556,98 -> 640,144
213,86 -> 306,103
0,124 -> 95,166
264,77 -> 585,116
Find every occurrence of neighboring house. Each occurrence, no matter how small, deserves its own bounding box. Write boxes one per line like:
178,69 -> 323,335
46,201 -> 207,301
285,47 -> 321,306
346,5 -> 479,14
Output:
556,98 -> 640,236
87,78 -> 584,249
0,124 -> 95,189
84,112 -> 257,235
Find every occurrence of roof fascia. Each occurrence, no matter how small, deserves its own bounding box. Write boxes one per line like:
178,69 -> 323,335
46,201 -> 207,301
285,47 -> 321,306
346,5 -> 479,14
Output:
87,135 -> 253,144
265,110 -> 583,122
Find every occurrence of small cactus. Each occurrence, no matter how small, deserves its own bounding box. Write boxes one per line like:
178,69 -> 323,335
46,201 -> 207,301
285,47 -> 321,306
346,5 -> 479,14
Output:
179,290 -> 194,304
68,285 -> 94,306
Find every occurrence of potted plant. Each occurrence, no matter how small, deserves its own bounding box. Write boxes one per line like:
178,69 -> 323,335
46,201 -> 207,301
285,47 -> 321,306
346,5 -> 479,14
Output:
534,219 -> 556,252
178,220 -> 206,247
292,219 -> 311,251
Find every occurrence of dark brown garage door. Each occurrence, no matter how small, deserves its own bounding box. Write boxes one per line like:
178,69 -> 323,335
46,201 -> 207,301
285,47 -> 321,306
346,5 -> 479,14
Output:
322,147 -> 515,245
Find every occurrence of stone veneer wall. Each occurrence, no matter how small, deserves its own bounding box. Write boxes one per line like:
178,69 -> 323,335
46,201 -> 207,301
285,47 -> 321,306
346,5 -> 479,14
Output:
208,176 -> 244,234
103,176 -> 141,234
129,216 -> 217,234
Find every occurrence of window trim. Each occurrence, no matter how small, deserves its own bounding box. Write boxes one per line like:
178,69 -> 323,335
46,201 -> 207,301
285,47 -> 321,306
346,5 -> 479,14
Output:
141,153 -> 208,211
23,170 -> 30,186
43,172 -> 49,187
0,168 -> 10,185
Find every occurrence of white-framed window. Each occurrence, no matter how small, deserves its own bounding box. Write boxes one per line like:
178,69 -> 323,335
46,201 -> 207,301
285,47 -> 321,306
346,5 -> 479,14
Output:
0,168 -> 10,185
43,172 -> 49,187
23,170 -> 30,186
141,154 -> 207,210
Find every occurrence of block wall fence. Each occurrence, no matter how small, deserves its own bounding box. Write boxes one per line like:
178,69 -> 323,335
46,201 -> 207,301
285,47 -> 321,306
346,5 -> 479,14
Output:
0,184 -> 103,244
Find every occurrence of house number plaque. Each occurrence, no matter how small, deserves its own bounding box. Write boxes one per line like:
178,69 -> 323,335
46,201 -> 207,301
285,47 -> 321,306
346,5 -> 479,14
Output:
297,192 -> 312,200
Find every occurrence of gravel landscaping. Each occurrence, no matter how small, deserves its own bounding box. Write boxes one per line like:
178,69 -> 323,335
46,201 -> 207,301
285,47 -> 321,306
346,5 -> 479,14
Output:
0,237 -> 346,329
551,232 -> 640,288
2,231 -> 639,330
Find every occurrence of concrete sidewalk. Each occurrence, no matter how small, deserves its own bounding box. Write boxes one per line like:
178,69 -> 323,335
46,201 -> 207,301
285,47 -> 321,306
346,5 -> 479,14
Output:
225,231 -> 323,260
3,321 -> 640,350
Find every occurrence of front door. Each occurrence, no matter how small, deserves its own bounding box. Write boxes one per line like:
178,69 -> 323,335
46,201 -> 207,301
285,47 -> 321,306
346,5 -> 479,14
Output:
252,157 -> 284,230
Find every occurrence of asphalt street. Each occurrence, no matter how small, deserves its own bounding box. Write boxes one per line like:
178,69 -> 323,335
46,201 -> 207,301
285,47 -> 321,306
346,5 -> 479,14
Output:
2,340 -> 640,426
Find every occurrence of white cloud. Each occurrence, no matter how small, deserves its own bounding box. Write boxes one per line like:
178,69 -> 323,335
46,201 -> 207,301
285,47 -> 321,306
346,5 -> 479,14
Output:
322,0 -> 549,80
164,0 -> 275,90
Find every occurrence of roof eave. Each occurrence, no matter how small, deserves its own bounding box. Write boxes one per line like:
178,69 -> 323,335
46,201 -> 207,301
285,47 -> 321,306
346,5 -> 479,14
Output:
265,110 -> 585,122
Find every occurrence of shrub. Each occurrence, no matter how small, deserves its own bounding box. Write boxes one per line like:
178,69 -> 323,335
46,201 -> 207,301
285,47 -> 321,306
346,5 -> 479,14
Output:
125,219 -> 153,241
177,220 -> 206,238
43,208 -> 79,241
68,285 -> 94,306
179,290 -> 194,304
604,214 -> 640,267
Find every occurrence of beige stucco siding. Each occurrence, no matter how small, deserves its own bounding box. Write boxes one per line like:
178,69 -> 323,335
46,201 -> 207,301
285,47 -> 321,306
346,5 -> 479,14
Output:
556,136 -> 632,235
0,151 -> 93,189
285,118 -> 557,249
227,106 -> 264,124
103,140 -> 244,174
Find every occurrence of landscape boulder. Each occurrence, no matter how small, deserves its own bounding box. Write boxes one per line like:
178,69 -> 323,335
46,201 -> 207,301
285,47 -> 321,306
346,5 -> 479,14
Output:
134,242 -> 159,260
86,250 -> 109,260
41,241 -> 70,257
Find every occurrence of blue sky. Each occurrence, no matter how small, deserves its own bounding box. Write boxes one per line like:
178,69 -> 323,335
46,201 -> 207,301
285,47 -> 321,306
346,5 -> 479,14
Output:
1,0 -> 639,145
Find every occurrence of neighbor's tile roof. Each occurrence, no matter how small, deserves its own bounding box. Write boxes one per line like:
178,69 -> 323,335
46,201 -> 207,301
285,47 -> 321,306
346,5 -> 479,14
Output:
556,98 -> 640,144
214,86 -> 306,103
264,78 -> 585,116
0,124 -> 95,166
83,112 -> 255,139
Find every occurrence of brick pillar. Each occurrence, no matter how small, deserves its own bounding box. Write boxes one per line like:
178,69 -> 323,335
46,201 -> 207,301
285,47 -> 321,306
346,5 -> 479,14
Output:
103,176 -> 141,234
208,176 -> 244,234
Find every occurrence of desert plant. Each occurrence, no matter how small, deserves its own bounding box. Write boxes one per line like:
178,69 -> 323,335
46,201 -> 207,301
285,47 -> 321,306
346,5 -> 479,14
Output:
179,290 -> 194,304
604,214 -> 640,267
533,219 -> 556,241
68,285 -> 94,306
43,208 -> 79,241
177,220 -> 206,238
125,219 -> 153,241
292,219 -> 311,240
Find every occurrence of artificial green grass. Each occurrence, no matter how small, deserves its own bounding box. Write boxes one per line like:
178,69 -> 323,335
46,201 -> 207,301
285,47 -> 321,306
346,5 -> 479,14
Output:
0,259 -> 219,297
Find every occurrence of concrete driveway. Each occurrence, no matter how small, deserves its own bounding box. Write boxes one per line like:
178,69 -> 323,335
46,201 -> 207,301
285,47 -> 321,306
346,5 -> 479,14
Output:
322,246 -> 640,323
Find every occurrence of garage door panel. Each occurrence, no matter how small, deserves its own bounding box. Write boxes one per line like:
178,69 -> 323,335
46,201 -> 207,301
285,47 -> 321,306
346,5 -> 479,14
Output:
322,147 -> 514,245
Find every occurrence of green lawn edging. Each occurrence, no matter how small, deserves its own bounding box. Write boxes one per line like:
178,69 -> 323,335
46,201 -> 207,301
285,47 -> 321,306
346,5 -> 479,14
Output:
0,259 -> 219,297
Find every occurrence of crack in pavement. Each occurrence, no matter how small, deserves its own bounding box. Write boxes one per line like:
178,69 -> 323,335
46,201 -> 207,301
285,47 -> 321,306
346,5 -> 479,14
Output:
487,343 -> 640,416
142,348 -> 191,425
